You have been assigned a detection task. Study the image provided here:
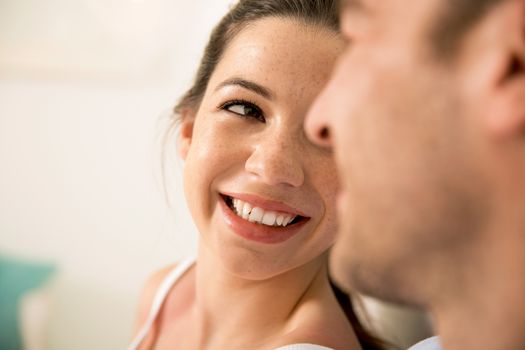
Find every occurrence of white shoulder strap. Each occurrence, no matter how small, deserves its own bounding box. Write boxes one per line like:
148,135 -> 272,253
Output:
408,336 -> 442,350
275,344 -> 334,350
127,257 -> 195,350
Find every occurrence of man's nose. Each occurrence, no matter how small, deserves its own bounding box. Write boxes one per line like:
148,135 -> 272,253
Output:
305,88 -> 334,149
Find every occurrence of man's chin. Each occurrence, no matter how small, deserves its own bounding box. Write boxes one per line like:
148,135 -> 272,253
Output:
328,240 -> 355,292
329,236 -> 395,300
330,240 -> 426,307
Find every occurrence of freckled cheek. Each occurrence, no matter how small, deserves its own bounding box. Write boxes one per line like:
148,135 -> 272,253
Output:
321,185 -> 339,229
183,141 -> 239,227
310,159 -> 339,224
319,160 -> 340,196
190,129 -> 247,181
315,207 -> 339,248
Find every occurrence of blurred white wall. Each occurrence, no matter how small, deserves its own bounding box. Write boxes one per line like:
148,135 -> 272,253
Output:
0,0 -> 233,349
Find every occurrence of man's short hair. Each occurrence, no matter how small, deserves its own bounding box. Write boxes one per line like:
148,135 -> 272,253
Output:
431,0 -> 504,58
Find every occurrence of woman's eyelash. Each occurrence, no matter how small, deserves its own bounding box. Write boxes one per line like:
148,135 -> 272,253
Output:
219,99 -> 265,122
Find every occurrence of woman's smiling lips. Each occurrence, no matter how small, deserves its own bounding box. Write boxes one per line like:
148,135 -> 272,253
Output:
223,192 -> 308,217
219,192 -> 310,244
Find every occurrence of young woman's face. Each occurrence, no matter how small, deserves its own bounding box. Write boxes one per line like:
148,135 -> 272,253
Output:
179,17 -> 345,279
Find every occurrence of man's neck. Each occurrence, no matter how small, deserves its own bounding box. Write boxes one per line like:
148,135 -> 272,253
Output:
432,230 -> 525,350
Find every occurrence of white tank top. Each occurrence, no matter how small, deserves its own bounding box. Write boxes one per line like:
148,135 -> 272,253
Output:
127,257 -> 334,350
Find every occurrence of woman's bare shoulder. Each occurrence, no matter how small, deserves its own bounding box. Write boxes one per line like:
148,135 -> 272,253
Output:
131,264 -> 179,338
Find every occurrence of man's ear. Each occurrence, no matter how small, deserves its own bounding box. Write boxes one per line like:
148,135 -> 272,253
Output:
177,109 -> 196,160
485,0 -> 525,139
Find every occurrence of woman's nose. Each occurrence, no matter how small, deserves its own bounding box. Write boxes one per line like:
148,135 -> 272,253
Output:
244,133 -> 305,188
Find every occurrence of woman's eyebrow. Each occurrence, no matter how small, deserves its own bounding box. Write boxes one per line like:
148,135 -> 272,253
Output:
215,77 -> 274,100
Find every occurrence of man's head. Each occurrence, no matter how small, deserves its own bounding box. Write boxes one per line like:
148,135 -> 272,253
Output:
306,0 -> 525,307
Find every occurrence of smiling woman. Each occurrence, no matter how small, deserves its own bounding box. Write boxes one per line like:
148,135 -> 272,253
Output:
128,1 -> 386,349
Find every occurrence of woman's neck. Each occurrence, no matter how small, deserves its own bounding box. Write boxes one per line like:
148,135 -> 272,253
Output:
191,244 -> 330,348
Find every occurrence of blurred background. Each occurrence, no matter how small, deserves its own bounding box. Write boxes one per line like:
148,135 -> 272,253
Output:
0,0 -> 233,348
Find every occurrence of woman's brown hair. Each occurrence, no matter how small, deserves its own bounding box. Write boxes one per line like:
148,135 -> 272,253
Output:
170,1 -> 388,349
174,0 -> 339,114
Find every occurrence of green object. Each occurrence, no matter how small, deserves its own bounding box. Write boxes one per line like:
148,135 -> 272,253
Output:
0,254 -> 55,350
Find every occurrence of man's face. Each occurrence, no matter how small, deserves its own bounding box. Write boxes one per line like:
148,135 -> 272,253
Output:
306,0 -> 487,304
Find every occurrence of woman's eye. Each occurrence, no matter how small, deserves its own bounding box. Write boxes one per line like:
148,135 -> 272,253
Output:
228,104 -> 248,115
223,101 -> 265,122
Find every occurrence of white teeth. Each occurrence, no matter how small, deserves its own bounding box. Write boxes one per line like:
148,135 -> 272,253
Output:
262,212 -> 277,226
230,197 -> 296,227
242,202 -> 252,220
249,207 -> 264,223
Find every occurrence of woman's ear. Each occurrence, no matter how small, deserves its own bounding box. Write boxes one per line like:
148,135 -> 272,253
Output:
177,109 -> 196,160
